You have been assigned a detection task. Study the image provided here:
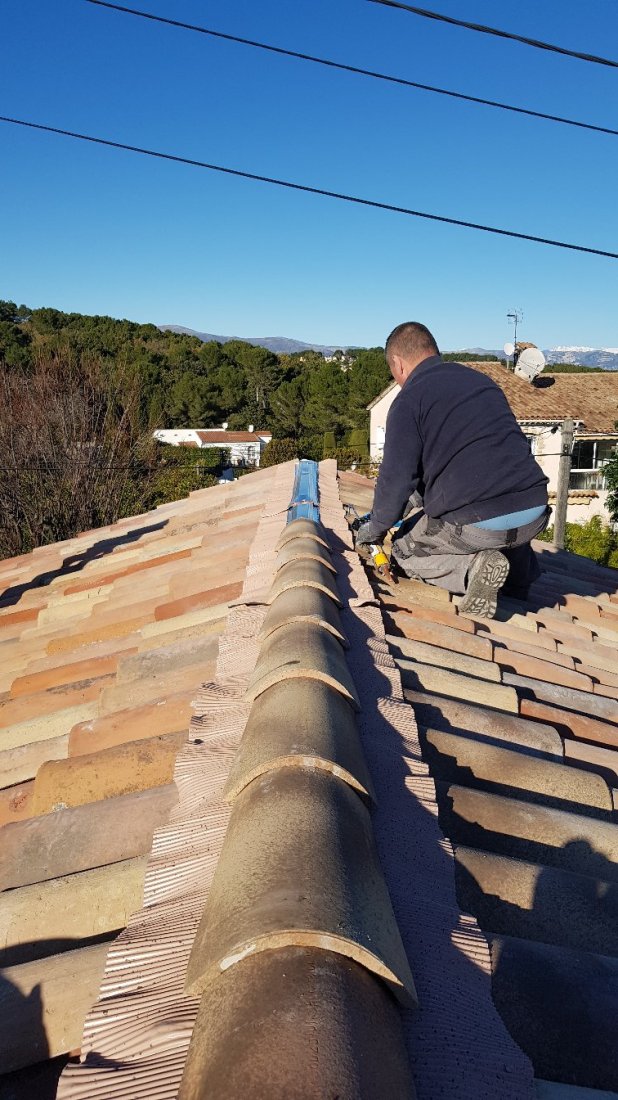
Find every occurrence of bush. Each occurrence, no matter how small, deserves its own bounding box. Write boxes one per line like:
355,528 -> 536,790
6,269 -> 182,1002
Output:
333,446 -> 366,470
260,438 -> 299,468
604,450 -> 618,523
538,515 -> 618,567
348,427 -> 369,455
322,431 -> 337,459
297,435 -> 323,462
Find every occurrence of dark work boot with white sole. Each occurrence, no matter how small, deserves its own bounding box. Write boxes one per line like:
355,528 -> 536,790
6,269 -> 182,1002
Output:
459,549 -> 509,619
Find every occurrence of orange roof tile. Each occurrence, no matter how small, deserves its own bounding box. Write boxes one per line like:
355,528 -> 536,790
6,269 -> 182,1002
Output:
372,363 -> 618,433
3,458 -> 618,1097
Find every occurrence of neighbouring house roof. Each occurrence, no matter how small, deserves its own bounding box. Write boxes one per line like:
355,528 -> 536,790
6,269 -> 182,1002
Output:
196,431 -> 272,444
1,460 -> 618,1098
368,364 -> 618,434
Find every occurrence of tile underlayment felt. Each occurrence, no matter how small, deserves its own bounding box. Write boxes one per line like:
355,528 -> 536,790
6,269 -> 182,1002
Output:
322,460 -> 535,1100
59,458 -> 534,1099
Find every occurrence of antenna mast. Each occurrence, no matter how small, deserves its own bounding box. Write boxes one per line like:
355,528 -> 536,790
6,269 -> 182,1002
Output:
506,308 -> 524,369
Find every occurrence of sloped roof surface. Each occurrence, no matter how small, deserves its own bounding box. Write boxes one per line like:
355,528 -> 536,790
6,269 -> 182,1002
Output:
0,468 -> 275,1096
340,469 -> 618,1094
3,460 -> 618,1098
195,430 -> 271,443
371,364 -> 618,432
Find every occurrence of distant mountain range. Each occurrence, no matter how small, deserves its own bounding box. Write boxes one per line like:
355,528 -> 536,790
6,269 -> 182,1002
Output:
459,347 -> 618,370
160,328 -> 618,370
159,326 -> 344,357
542,346 -> 618,370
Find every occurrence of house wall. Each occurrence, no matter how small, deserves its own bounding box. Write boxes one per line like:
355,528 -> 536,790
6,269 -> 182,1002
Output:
199,441 -> 264,467
369,388 -> 398,461
153,429 -> 201,447
153,431 -> 270,467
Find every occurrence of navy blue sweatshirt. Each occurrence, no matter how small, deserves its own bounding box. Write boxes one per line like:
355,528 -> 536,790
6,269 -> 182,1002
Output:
371,357 -> 548,534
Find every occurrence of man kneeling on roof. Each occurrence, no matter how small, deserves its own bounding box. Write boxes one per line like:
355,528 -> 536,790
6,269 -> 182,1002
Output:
356,322 -> 550,619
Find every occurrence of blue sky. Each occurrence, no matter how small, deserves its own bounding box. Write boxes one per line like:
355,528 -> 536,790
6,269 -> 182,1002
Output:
2,0 -> 617,349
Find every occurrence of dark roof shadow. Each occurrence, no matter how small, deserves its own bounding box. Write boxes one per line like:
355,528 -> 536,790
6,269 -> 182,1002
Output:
0,521 -> 168,610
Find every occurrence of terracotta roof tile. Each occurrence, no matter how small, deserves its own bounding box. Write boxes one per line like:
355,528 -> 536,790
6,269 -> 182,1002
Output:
371,365 -> 618,432
195,430 -> 271,443
339,466 -> 618,1091
0,468 -> 271,1088
2,459 -> 616,1093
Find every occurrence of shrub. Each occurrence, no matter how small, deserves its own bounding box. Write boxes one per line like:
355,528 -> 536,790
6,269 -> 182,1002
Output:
322,431 -> 337,459
333,446 -> 366,469
538,516 -> 618,567
604,449 -> 618,524
260,438 -> 299,468
349,427 -> 369,455
297,435 -> 323,462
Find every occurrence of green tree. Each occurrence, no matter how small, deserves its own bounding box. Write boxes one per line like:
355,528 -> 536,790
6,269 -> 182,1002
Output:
347,348 -> 391,427
0,300 -> 19,323
270,377 -> 305,439
542,363 -> 605,373
0,320 -> 32,369
168,376 -> 218,426
260,438 -> 299,468
302,363 -> 350,436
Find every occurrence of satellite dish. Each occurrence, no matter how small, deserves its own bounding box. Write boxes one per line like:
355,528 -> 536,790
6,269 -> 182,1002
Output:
503,341 -> 515,357
515,347 -> 546,383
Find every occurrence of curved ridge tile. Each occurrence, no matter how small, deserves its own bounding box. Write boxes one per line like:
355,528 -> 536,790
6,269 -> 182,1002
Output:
275,518 -> 330,551
259,586 -> 348,646
268,559 -> 341,606
179,947 -> 416,1100
223,679 -> 375,804
246,621 -> 360,709
185,767 -> 416,1005
275,536 -> 336,574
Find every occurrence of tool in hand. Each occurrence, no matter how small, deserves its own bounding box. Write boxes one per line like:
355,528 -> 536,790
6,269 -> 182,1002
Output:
343,504 -> 397,584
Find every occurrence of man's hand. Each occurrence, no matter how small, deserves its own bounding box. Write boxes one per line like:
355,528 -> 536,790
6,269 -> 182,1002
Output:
355,517 -> 384,547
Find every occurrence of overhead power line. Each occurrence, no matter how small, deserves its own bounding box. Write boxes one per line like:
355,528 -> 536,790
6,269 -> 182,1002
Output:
83,0 -> 618,138
368,0 -> 618,69
1,114 -> 616,259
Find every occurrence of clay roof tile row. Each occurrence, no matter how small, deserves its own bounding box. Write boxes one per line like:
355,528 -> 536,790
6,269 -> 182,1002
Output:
2,459 -> 618,1096
339,467 -> 618,1093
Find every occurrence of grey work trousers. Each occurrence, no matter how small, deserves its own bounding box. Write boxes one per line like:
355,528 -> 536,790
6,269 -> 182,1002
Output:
391,508 -> 550,595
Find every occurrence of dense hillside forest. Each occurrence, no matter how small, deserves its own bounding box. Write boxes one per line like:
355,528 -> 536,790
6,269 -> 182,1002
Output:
1,301 -> 614,562
0,300 -> 393,557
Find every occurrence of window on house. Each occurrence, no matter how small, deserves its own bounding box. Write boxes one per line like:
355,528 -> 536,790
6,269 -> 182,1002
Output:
570,439 -> 616,490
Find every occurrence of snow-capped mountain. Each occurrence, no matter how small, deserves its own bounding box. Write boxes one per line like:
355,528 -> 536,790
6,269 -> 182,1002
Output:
465,347 -> 618,370
543,347 -> 618,370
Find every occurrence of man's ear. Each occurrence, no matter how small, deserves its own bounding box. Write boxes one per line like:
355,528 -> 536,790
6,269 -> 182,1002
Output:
391,354 -> 406,385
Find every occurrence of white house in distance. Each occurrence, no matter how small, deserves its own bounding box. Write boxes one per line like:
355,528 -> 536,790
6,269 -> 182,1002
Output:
153,426 -> 272,467
368,363 -> 618,524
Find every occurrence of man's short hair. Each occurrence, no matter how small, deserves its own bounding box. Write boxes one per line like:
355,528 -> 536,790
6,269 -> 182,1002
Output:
385,322 -> 439,365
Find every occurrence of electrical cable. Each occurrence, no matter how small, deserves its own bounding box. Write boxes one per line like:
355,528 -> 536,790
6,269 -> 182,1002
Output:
368,0 -> 618,70
2,115 -> 617,259
83,0 -> 618,138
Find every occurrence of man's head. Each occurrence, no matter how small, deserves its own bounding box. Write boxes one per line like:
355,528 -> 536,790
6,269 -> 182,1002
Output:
385,322 -> 439,386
